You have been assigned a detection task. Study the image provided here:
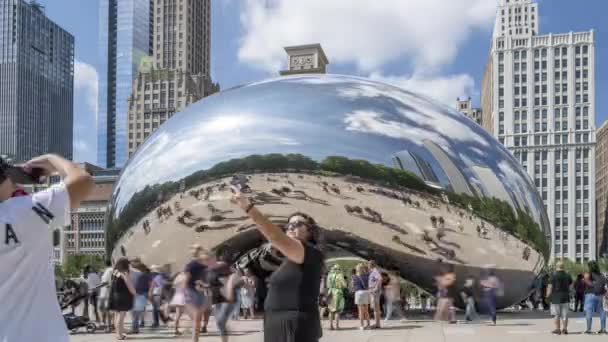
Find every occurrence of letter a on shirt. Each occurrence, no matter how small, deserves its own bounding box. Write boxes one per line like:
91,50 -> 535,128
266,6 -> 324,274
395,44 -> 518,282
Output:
0,184 -> 70,342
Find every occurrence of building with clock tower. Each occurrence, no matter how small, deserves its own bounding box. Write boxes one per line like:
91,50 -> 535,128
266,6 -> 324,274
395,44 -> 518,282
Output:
280,43 -> 329,75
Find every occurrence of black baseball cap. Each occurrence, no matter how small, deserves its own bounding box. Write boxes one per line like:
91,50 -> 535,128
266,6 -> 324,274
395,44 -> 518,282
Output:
0,157 -> 40,184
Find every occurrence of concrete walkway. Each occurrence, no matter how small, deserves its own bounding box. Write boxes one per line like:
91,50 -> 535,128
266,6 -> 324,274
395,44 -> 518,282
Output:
70,311 -> 607,342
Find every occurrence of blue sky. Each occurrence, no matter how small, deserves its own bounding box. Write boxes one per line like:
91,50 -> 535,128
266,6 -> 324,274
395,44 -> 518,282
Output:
34,0 -> 608,165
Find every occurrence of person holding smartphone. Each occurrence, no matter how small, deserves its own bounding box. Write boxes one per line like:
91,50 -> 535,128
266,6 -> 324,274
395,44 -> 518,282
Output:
0,154 -> 94,342
231,188 -> 324,342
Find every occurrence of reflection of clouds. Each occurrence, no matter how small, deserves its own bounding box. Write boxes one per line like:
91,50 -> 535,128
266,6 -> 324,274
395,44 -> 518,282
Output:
111,74 -> 548,237
115,114 -> 298,211
337,80 -> 489,148
345,110 -> 423,140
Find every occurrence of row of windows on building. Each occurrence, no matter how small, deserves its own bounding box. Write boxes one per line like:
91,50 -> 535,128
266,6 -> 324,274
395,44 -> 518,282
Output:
499,105 -> 591,133
498,46 -> 589,62
554,243 -> 590,255
500,131 -> 591,145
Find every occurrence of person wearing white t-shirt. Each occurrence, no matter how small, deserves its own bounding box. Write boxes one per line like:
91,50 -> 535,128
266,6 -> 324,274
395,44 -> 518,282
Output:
99,261 -> 114,332
0,154 -> 94,342
83,265 -> 102,322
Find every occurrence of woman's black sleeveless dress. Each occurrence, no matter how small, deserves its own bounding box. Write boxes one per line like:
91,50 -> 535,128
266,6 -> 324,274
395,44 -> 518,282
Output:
264,243 -> 323,342
108,274 -> 134,312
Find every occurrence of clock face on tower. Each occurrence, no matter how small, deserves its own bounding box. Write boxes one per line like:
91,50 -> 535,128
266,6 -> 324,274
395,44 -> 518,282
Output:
291,54 -> 314,70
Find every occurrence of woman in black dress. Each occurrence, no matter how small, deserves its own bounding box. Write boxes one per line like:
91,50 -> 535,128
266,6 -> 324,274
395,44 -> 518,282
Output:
232,191 -> 324,342
108,257 -> 136,340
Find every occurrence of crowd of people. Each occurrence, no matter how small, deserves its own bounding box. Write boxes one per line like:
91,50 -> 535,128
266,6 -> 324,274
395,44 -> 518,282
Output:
9,153 -> 608,342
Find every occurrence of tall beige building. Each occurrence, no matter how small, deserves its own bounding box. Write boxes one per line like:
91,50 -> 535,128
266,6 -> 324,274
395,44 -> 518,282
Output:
482,0 -> 597,261
127,0 -> 218,158
596,121 -> 608,257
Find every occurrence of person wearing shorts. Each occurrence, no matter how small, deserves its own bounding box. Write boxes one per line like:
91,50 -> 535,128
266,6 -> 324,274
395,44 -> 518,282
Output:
99,261 -> 114,332
353,263 -> 370,330
547,261 -> 572,335
184,245 -> 208,342
367,260 -> 382,329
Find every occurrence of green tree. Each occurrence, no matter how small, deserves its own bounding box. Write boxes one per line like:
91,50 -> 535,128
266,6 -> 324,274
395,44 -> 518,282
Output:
62,254 -> 106,278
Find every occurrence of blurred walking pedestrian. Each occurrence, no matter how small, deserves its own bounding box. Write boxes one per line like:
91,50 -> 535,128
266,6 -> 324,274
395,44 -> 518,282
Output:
131,263 -> 153,334
461,278 -> 477,322
480,268 -> 502,325
368,260 -> 383,329
169,272 -> 187,336
183,245 -> 208,342
149,265 -> 168,328
434,265 -> 456,323
384,269 -> 405,321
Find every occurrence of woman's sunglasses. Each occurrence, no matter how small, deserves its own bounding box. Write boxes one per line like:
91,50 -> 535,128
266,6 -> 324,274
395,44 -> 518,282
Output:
285,221 -> 309,231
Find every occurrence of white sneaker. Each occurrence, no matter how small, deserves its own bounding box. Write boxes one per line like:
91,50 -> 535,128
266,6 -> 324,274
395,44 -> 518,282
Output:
359,327 -> 365,331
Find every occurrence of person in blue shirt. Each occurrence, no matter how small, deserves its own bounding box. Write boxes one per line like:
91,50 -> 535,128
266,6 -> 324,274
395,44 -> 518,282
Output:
353,263 -> 370,330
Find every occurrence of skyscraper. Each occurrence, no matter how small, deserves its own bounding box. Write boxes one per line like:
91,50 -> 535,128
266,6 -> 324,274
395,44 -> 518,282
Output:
98,0 -> 152,168
126,0 -> 217,158
0,0 -> 74,161
482,0 -> 596,261
595,121 -> 608,257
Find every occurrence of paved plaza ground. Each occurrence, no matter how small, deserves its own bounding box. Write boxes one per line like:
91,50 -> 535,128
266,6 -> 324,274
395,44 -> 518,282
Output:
70,311 -> 608,342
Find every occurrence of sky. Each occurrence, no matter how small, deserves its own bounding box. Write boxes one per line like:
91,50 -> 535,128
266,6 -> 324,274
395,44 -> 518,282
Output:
34,0 -> 608,165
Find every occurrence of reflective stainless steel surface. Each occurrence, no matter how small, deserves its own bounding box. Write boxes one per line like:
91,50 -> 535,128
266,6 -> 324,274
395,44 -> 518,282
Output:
106,74 -> 549,308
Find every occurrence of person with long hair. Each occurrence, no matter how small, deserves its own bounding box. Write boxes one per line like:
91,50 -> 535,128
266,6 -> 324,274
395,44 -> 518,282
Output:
582,261 -> 607,334
108,257 -> 136,340
353,263 -> 370,330
240,269 -> 257,319
574,273 -> 586,312
232,191 -> 324,342
169,272 -> 187,336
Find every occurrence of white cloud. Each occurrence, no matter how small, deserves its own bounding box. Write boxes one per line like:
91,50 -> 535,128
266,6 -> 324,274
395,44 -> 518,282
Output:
238,0 -> 496,73
368,72 -> 476,107
74,60 -> 98,121
73,60 -> 98,163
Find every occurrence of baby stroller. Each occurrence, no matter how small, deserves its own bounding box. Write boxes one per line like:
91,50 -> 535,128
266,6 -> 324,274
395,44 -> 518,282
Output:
58,287 -> 97,334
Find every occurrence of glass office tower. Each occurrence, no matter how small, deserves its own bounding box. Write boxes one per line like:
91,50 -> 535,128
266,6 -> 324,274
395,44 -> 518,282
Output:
98,0 -> 151,168
0,0 -> 74,161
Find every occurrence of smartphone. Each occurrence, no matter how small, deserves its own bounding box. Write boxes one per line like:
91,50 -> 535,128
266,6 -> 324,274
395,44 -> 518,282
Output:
230,184 -> 241,194
7,166 -> 45,184
230,174 -> 247,193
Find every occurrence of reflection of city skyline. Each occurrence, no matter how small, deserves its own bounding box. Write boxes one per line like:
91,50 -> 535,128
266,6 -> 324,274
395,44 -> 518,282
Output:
423,139 -> 475,197
110,75 -> 548,248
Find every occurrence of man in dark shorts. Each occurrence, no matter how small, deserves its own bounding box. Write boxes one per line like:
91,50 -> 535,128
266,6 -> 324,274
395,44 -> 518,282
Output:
546,261 -> 572,335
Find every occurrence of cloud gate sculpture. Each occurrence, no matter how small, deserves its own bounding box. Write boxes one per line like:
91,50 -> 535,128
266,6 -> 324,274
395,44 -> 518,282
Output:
106,74 -> 549,308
